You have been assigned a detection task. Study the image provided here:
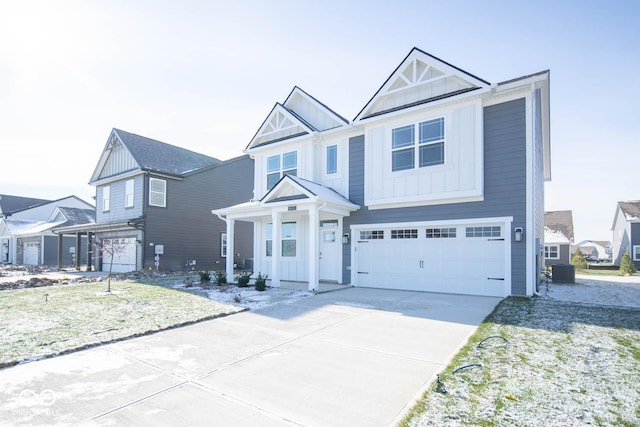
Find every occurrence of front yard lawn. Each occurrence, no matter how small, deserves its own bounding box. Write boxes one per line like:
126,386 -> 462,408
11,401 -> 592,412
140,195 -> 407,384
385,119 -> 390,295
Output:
0,279 -> 243,368
402,297 -> 640,426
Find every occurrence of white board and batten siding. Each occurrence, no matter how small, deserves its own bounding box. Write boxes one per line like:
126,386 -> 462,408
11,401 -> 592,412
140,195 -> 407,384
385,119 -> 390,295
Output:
364,100 -> 483,210
351,217 -> 512,297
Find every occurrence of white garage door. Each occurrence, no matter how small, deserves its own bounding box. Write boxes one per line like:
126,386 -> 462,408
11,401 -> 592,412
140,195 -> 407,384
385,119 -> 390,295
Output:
102,237 -> 137,273
23,242 -> 40,265
355,223 -> 508,297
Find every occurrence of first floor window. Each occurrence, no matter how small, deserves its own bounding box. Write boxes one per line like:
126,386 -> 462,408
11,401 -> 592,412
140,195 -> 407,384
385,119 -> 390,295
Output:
221,233 -> 227,257
633,245 -> 640,261
265,222 -> 297,257
102,185 -> 110,212
545,245 -> 559,259
149,178 -> 166,207
282,222 -> 296,257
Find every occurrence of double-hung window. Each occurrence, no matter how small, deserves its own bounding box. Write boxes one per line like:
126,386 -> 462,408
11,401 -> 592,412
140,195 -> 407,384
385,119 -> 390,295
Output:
391,117 -> 445,172
221,233 -> 227,257
265,222 -> 297,257
267,151 -> 297,190
633,245 -> 640,262
545,245 -> 559,259
149,178 -> 166,207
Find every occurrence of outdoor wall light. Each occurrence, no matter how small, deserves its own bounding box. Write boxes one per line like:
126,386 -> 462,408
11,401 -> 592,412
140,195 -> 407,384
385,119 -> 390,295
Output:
514,227 -> 524,242
342,233 -> 350,244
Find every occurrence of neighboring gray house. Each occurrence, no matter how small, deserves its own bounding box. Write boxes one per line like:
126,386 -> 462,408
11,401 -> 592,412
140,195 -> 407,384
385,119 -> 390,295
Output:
0,194 -> 52,218
611,200 -> 640,267
54,128 -> 254,273
214,47 -> 551,297
0,196 -> 95,266
544,210 -> 574,265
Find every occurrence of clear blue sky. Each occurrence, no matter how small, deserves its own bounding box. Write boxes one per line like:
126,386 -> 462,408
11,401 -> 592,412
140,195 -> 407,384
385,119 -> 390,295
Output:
1,0 -> 638,243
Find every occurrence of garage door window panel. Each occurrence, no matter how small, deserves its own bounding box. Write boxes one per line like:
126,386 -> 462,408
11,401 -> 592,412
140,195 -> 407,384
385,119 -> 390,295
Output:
391,229 -> 418,239
426,228 -> 456,238
465,226 -> 501,238
359,230 -> 384,240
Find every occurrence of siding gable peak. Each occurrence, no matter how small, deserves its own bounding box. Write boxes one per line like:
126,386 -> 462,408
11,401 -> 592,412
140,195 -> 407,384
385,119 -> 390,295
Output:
354,47 -> 490,122
246,103 -> 314,151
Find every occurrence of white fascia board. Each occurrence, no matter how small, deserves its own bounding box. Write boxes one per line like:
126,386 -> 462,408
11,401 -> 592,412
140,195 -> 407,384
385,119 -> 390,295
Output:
354,88 -> 490,126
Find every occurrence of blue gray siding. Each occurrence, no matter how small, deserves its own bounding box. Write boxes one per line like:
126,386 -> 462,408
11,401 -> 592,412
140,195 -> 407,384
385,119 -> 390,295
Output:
632,223 -> 640,267
344,98 -> 528,294
43,235 -> 88,266
95,175 -> 144,223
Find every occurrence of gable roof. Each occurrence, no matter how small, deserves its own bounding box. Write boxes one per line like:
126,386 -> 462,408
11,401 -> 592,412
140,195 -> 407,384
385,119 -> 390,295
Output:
354,47 -> 490,122
617,201 -> 640,222
260,175 -> 359,211
51,207 -> 96,228
544,210 -> 574,244
0,194 -> 52,217
246,87 -> 348,151
90,129 -> 221,183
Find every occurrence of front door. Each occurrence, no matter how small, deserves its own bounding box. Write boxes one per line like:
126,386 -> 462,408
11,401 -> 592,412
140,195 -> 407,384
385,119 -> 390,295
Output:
319,223 -> 340,282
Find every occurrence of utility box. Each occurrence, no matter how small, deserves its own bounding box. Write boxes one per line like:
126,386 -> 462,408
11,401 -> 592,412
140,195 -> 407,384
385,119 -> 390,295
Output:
155,245 -> 164,255
552,264 -> 575,283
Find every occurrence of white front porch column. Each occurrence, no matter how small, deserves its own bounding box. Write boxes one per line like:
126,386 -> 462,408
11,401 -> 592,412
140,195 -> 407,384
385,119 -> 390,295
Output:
271,211 -> 281,287
225,218 -> 235,283
308,206 -> 319,291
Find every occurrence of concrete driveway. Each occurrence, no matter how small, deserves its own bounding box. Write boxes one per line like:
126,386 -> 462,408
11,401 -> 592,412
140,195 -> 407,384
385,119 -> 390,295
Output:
0,288 -> 501,426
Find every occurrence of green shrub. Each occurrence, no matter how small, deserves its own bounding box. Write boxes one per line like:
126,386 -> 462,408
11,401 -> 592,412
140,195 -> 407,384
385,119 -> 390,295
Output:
254,272 -> 268,291
212,270 -> 227,285
571,249 -> 588,270
235,272 -> 252,287
619,250 -> 637,275
198,271 -> 211,282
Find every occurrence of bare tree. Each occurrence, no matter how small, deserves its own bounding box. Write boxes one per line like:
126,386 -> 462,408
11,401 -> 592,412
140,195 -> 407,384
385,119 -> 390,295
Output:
94,236 -> 130,293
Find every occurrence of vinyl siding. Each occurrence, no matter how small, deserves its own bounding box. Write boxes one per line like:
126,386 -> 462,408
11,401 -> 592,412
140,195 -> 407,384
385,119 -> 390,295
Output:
96,175 -> 144,223
144,155 -> 254,271
632,223 -> 640,267
344,97 -> 528,294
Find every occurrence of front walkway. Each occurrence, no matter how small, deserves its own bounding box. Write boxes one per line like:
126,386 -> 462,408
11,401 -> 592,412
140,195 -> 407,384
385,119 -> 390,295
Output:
0,288 -> 501,426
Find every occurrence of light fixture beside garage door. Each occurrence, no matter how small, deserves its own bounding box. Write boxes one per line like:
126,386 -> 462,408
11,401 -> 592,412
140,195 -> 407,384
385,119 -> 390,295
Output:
514,227 -> 524,242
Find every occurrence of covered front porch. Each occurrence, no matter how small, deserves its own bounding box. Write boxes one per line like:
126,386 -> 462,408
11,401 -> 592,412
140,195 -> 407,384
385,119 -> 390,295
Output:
213,175 -> 358,291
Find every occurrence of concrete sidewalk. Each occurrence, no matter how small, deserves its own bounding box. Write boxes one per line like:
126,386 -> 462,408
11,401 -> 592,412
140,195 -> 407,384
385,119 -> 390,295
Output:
0,288 -> 502,426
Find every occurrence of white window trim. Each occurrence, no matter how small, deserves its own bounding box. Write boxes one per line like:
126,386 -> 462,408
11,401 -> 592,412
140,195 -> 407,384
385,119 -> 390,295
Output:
102,185 -> 110,212
149,178 -> 167,207
221,233 -> 227,258
545,245 -> 560,259
391,116 -> 445,172
125,179 -> 134,208
266,151 -> 297,190
633,245 -> 640,261
325,144 -> 338,175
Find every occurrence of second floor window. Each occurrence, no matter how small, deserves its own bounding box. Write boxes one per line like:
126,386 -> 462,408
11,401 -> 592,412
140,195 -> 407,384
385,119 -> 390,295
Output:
102,185 -> 110,212
392,117 -> 445,172
125,179 -> 134,208
326,145 -> 337,175
149,178 -> 166,207
267,151 -> 297,190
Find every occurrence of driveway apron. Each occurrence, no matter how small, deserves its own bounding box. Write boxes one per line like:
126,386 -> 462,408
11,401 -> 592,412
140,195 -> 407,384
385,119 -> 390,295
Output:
0,288 -> 501,426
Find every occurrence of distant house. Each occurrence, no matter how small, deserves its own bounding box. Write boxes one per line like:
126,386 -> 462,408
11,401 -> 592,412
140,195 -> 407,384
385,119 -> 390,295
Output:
0,196 -> 95,266
544,210 -> 574,265
0,194 -> 52,218
54,128 -> 254,273
213,47 -> 551,297
611,200 -> 640,267
574,240 -> 611,262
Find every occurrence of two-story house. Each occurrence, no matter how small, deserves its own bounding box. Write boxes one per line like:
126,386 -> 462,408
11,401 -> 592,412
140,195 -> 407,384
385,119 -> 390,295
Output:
0,195 -> 94,266
214,47 -> 551,297
54,128 -> 254,273
611,200 -> 640,267
544,210 -> 574,265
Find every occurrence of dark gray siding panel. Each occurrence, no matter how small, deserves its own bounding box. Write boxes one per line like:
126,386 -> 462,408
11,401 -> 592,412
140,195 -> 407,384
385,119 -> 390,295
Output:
43,235 -> 88,266
144,155 -> 254,272
344,98 -> 528,294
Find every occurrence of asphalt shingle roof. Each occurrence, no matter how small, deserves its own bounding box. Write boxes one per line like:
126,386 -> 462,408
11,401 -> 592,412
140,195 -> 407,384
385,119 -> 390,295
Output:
544,210 -> 574,243
618,201 -> 640,222
114,129 -> 221,176
0,194 -> 52,216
